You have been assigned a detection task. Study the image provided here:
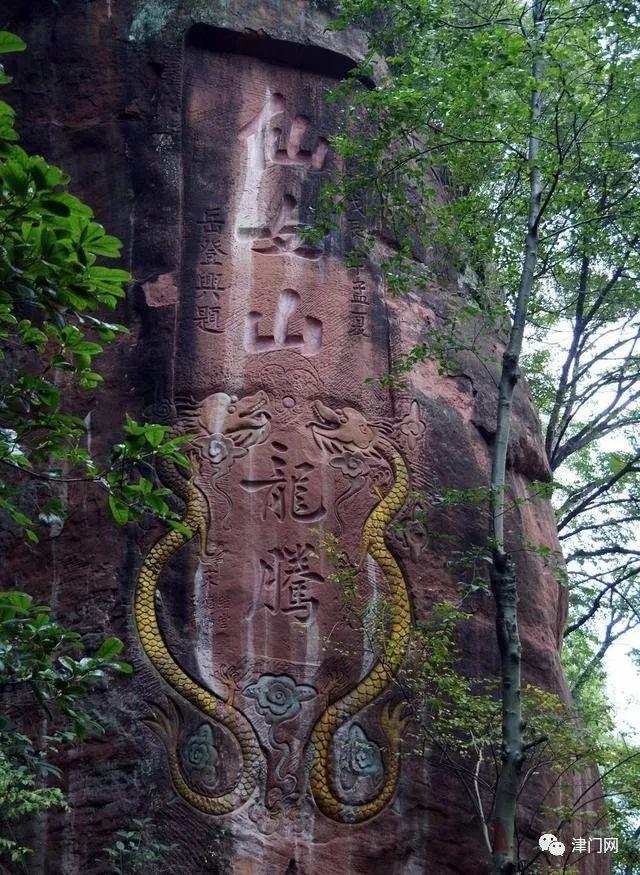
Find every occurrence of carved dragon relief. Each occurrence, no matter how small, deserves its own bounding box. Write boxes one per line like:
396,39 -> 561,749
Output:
135,391 -> 271,815
135,392 -> 416,823
306,401 -> 412,822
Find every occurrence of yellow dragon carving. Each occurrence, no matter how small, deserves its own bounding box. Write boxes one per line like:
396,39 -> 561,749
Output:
307,401 -> 413,823
135,391 -> 271,814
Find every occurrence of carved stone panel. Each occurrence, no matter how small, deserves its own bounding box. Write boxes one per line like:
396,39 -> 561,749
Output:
3,5 -> 601,872
138,386 -> 413,825
177,39 -> 389,407
130,37 -> 413,831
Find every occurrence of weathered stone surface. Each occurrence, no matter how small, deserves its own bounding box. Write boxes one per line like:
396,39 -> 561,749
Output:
3,2 -> 607,873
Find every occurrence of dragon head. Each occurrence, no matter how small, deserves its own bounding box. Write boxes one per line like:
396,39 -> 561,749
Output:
196,390 -> 270,446
309,400 -> 377,454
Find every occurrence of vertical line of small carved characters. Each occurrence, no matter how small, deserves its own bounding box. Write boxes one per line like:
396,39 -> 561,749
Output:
192,206 -> 229,335
345,213 -> 374,341
347,266 -> 372,340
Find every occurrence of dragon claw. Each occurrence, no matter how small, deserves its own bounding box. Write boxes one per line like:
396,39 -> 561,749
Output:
380,701 -> 410,735
143,698 -> 182,743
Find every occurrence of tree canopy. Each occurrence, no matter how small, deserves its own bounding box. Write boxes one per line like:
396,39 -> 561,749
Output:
317,1 -> 640,871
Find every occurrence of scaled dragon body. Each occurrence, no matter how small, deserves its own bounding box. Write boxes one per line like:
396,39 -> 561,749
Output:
135,391 -> 270,814
308,401 -> 412,822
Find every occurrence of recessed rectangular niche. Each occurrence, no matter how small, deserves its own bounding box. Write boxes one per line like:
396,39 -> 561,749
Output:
176,25 -> 365,396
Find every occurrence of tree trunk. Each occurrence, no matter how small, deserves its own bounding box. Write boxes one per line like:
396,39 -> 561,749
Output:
489,2 -> 546,871
490,553 -> 522,875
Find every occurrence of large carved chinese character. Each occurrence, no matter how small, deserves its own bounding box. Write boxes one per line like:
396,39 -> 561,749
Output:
259,543 -> 324,624
240,440 -> 326,522
236,91 -> 329,261
237,193 -> 322,259
244,289 -> 323,356
238,91 -> 329,172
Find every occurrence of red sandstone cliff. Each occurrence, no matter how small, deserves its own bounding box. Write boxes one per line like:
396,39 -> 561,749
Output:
2,2 -> 607,873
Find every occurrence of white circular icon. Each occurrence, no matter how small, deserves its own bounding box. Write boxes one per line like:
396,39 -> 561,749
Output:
538,833 -> 565,856
549,839 -> 566,856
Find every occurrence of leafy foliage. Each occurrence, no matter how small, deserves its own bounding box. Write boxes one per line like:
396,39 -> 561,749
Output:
563,632 -> 640,875
319,1 -> 640,672
0,591 -> 132,864
103,818 -> 178,874
315,3 -> 640,870
320,531 -> 633,869
0,31 -> 190,541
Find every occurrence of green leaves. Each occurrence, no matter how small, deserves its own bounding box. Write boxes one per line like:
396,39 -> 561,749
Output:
103,818 -> 178,873
99,418 -> 192,529
0,588 -> 134,863
39,196 -> 71,217
0,29 -> 194,867
0,158 -> 28,196
0,120 -> 133,495
0,32 -> 26,54
80,221 -> 122,257
0,31 -> 25,90
0,33 -> 194,543
321,6 -> 640,867
0,590 -> 132,711
95,637 -> 124,660
108,495 -> 130,526
0,591 -> 35,620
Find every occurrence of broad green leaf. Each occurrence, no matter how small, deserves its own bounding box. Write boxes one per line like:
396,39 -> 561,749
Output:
95,637 -> 124,660
40,197 -> 71,217
108,495 -> 129,526
0,32 -> 26,54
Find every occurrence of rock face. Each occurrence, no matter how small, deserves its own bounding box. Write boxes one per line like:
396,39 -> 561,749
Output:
3,2 -> 607,873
